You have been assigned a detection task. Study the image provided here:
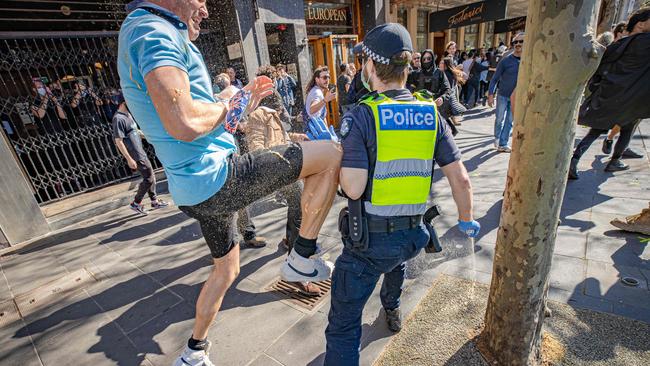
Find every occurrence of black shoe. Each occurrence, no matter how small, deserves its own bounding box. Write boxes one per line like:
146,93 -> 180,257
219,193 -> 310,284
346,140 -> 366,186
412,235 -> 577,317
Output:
568,157 -> 579,180
385,308 -> 402,333
621,148 -> 643,159
604,159 -> 629,172
602,139 -> 613,154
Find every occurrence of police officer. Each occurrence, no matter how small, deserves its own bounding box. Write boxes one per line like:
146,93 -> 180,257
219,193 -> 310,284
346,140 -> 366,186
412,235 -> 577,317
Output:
323,23 -> 480,365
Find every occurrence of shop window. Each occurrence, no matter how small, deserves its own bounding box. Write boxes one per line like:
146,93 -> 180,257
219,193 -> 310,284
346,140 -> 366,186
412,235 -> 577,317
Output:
397,7 -> 407,29
416,9 -> 428,52
484,22 -> 495,49
464,24 -> 478,51
449,28 -> 458,44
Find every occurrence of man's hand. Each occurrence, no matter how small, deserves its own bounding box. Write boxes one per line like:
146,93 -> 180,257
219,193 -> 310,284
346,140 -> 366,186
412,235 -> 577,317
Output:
127,158 -> 137,170
435,97 -> 443,107
289,133 -> 310,142
306,116 -> 338,142
324,90 -> 337,102
458,220 -> 481,238
487,94 -> 494,108
242,76 -> 274,115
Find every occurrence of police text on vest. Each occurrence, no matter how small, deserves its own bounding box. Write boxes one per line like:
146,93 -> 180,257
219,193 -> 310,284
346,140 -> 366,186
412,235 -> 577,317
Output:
378,104 -> 437,131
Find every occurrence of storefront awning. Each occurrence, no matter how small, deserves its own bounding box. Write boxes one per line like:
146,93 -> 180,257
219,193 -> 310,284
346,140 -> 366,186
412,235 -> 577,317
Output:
428,0 -> 507,33
494,16 -> 527,33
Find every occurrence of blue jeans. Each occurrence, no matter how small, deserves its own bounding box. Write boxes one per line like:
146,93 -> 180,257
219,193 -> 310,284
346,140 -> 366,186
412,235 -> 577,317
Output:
494,94 -> 513,147
324,226 -> 429,366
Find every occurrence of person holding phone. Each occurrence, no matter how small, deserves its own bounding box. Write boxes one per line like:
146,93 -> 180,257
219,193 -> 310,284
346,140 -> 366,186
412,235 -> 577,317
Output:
304,66 -> 336,122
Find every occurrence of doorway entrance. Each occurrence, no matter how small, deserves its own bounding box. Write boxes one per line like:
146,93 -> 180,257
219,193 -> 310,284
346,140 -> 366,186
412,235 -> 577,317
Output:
308,34 -> 358,127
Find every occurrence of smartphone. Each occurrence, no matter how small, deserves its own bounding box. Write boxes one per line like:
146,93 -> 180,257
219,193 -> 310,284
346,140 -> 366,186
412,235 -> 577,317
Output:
328,84 -> 336,93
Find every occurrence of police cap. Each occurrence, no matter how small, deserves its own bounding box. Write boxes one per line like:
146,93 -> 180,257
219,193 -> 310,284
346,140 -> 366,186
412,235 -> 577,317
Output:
362,23 -> 413,66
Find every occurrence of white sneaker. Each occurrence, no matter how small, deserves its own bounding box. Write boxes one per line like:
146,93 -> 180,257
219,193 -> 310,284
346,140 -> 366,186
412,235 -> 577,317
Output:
174,344 -> 214,366
281,248 -> 333,282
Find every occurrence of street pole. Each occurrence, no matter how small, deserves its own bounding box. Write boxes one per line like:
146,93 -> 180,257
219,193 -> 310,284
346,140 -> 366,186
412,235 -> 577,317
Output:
479,1 -> 604,365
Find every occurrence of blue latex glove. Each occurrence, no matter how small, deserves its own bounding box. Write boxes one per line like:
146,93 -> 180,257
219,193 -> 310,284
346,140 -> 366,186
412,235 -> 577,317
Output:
306,116 -> 339,142
224,89 -> 251,133
458,220 -> 481,238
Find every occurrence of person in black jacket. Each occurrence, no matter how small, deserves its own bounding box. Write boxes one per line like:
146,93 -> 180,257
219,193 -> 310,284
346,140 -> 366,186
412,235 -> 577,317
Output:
569,7 -> 650,178
407,49 -> 451,107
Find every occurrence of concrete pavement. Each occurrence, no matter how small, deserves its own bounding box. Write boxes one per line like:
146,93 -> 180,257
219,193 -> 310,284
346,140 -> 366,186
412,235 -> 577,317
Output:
0,109 -> 648,366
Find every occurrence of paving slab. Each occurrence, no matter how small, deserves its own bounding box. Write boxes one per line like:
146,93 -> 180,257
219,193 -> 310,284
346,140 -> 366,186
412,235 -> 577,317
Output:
585,260 -> 649,310
586,232 -> 649,269
549,255 -> 587,292
554,229 -> 588,259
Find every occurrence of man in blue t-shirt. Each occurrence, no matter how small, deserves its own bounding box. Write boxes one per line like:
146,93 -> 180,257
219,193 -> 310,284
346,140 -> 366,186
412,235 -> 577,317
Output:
488,32 -> 524,153
118,2 -> 341,365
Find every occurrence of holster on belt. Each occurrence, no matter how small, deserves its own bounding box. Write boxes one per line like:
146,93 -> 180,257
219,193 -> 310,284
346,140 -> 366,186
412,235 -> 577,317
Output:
423,205 -> 443,253
337,198 -> 369,251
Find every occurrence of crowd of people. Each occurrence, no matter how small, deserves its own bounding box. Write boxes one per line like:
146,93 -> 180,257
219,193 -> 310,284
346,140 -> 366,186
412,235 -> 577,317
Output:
108,1 -> 649,365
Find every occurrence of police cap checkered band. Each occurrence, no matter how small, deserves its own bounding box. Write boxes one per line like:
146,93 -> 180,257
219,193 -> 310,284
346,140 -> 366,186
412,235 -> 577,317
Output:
362,23 -> 413,65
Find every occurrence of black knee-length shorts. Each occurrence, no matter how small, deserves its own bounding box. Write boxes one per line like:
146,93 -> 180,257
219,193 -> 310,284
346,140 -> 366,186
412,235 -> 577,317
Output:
178,143 -> 303,258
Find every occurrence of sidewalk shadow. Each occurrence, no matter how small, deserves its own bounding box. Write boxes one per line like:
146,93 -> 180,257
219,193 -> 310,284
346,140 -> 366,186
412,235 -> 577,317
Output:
463,149 -> 500,173
559,229 -> 649,361
459,138 -> 495,157
14,246 -> 285,366
561,156 -> 614,232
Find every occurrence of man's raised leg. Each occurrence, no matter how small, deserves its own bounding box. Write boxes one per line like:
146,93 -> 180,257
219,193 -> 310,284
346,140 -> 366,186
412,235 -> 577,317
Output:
297,140 -> 342,239
281,140 -> 341,282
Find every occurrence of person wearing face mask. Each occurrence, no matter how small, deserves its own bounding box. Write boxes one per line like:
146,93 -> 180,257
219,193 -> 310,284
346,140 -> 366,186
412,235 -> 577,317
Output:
325,23 -> 480,365
406,49 -> 451,109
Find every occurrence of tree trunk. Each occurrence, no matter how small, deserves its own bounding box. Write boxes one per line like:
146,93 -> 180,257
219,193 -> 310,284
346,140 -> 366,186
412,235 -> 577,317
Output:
479,1 -> 604,365
597,0 -> 621,34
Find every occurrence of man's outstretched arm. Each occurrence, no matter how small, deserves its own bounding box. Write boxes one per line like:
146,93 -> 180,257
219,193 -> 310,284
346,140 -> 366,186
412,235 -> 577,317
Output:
145,67 -> 273,142
440,160 -> 473,221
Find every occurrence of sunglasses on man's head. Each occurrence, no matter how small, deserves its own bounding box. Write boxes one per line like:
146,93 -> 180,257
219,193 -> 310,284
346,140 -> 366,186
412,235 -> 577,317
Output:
512,40 -> 524,45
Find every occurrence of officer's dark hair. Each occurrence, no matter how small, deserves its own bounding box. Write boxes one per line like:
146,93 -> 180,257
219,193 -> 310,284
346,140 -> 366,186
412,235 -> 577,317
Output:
373,51 -> 412,85
626,7 -> 650,33
339,63 -> 348,73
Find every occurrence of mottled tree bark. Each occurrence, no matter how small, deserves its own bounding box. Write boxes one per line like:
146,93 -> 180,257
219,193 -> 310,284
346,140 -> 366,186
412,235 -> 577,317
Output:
479,1 -> 604,365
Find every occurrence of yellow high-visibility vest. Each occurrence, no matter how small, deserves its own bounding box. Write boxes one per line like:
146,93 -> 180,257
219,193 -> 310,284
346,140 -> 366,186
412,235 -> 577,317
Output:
360,92 -> 438,216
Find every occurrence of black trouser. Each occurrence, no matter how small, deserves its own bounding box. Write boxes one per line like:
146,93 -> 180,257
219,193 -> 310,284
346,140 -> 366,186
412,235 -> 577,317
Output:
134,159 -> 156,204
572,120 -> 640,161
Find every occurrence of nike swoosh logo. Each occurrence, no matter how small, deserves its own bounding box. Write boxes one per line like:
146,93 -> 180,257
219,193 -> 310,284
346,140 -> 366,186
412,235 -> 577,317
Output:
287,262 -> 319,278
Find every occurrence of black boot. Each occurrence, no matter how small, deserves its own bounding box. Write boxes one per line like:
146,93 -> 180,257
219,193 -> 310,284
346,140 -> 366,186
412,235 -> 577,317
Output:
602,139 -> 613,154
568,157 -> 579,180
385,308 -> 402,333
604,159 -> 629,172
621,148 -> 643,159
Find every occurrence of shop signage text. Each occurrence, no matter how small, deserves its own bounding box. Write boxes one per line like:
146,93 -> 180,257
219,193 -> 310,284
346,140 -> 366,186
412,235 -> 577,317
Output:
494,16 -> 527,33
307,6 -> 348,22
429,0 -> 507,32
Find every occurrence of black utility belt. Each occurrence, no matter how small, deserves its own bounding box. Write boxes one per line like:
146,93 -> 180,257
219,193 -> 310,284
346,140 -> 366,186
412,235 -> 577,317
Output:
338,199 -> 443,254
366,215 -> 422,233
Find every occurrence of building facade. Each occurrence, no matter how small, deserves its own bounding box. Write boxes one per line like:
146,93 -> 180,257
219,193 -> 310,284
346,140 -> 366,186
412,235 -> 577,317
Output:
388,0 -> 527,59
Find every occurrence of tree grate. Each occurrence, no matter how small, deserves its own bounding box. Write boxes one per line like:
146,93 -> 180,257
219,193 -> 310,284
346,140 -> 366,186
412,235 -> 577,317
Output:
266,279 -> 331,311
